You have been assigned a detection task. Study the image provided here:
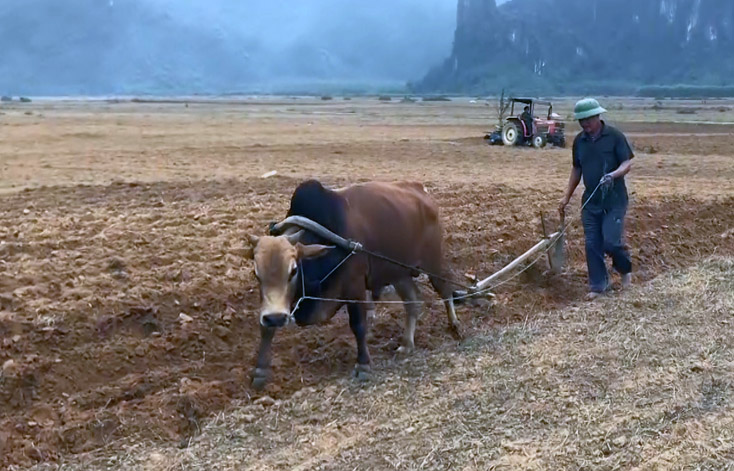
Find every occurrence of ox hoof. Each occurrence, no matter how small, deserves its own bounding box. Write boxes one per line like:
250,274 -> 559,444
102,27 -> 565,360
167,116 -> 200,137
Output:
396,344 -> 414,354
448,322 -> 464,340
251,368 -> 270,391
352,364 -> 371,382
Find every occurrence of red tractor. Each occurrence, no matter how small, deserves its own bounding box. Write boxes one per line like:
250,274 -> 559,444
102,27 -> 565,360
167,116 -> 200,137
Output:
487,97 -> 566,148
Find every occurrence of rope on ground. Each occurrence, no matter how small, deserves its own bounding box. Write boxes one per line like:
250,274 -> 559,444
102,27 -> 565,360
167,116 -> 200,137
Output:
288,181 -> 604,308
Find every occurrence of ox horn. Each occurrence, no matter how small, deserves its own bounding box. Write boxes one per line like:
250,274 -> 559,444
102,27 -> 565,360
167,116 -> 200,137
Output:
285,229 -> 305,244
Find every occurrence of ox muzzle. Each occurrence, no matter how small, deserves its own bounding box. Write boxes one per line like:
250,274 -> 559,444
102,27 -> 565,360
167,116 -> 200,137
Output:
260,312 -> 290,328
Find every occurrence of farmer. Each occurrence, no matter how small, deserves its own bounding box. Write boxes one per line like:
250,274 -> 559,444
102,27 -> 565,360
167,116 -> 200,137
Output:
558,98 -> 633,300
521,105 -> 533,137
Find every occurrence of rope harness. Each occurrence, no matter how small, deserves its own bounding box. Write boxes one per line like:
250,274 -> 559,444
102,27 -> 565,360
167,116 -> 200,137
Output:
278,181 -> 604,322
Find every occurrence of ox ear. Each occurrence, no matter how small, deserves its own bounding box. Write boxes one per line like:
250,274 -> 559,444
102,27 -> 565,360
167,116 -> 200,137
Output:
245,234 -> 260,259
295,242 -> 334,260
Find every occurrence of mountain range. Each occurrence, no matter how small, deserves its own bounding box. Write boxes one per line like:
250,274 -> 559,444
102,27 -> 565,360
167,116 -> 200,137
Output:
417,0 -> 734,94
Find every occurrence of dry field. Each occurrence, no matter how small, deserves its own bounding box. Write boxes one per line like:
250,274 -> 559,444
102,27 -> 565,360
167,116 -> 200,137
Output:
0,97 -> 733,469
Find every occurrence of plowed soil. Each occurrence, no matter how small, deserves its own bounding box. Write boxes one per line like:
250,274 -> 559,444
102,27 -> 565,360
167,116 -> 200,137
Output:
1,97 -> 733,468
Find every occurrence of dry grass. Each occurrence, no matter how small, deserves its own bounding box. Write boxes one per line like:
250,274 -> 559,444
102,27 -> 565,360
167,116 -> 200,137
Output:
36,257 -> 734,471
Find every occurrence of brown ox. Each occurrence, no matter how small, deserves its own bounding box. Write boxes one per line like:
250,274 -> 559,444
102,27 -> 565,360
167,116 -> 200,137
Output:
247,179 -> 459,389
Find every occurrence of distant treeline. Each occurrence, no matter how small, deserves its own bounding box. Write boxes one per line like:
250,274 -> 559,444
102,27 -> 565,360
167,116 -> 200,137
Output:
636,85 -> 734,98
414,63 -> 734,98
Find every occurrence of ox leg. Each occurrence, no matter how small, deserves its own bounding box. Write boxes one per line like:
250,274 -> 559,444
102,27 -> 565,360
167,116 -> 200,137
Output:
347,303 -> 371,381
251,325 -> 277,390
393,278 -> 421,352
429,276 -> 462,339
365,290 -> 376,323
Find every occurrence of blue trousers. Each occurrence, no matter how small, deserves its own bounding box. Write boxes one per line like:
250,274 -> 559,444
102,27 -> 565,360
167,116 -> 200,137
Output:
581,206 -> 632,293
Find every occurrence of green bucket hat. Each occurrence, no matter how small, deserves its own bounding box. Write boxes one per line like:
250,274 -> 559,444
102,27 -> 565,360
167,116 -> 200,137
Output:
574,98 -> 607,120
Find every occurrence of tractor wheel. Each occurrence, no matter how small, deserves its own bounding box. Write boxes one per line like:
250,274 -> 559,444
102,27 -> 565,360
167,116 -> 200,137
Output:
502,123 -> 519,146
532,134 -> 547,149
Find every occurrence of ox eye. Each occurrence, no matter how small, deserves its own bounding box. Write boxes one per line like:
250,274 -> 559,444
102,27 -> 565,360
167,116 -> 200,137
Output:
289,264 -> 298,280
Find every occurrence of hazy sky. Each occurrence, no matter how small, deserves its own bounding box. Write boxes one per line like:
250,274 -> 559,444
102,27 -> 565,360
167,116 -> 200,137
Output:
0,0 -> 521,95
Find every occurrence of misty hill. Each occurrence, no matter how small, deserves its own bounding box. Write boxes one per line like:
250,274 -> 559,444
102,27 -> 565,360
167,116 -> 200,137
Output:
416,0 -> 734,95
0,0 -> 455,96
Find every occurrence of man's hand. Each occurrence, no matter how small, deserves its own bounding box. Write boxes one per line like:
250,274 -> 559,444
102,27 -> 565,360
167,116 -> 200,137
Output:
600,173 -> 614,188
558,195 -> 570,215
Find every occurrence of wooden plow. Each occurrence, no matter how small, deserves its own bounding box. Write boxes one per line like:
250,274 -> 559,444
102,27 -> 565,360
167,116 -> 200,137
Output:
270,211 -> 567,303
455,212 -> 566,301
